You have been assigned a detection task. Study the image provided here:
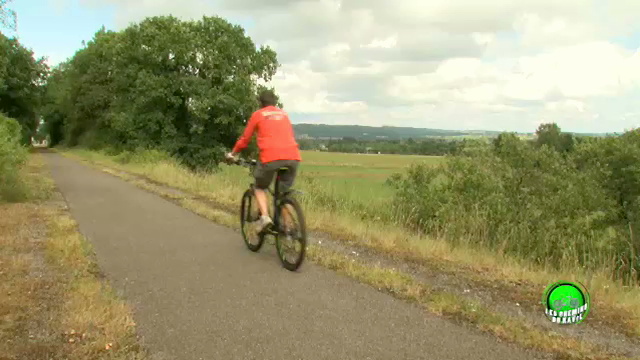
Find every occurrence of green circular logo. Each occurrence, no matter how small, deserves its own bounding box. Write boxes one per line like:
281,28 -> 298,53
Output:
542,281 -> 590,324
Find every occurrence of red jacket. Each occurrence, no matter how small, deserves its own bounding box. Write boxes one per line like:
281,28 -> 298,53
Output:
232,106 -> 301,163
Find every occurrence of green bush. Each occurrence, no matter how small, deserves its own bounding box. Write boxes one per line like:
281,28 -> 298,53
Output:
0,114 -> 28,202
388,130 -> 640,284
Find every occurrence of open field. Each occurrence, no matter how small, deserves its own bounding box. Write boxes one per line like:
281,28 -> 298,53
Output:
298,151 -> 444,200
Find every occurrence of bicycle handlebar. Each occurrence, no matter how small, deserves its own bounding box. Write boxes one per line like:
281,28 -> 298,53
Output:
228,157 -> 257,167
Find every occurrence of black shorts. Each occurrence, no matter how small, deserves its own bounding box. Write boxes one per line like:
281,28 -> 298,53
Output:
254,160 -> 299,191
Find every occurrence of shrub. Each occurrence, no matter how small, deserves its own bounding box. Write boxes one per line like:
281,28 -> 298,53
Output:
0,115 -> 28,202
388,131 -> 640,284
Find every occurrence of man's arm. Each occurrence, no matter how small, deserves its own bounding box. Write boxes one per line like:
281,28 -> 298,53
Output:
231,113 -> 259,155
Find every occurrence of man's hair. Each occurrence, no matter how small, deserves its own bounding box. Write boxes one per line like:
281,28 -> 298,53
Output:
258,89 -> 278,107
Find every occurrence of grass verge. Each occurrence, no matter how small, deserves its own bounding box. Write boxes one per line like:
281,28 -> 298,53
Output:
0,152 -> 147,360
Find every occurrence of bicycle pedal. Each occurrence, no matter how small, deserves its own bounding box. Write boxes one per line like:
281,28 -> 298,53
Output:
257,224 -> 276,236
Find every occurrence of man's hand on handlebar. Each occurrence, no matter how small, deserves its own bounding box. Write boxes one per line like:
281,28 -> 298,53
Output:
224,152 -> 238,165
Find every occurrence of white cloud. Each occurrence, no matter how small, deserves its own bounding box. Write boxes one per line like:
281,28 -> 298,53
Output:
83,0 -> 640,132
271,61 -> 368,114
43,52 -> 68,67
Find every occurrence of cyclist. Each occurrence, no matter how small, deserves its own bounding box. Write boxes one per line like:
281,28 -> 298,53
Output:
225,90 -> 301,233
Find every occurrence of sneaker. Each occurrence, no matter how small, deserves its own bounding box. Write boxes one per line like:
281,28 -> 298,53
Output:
255,215 -> 273,234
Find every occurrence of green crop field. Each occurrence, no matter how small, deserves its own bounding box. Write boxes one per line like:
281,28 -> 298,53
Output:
296,150 -> 444,203
217,150 -> 443,217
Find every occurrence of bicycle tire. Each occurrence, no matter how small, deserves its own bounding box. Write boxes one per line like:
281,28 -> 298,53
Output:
275,196 -> 307,271
240,189 -> 265,252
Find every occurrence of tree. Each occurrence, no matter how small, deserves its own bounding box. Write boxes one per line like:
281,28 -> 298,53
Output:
40,62 -> 71,147
535,122 -> 574,153
0,33 -> 49,144
43,15 -> 279,170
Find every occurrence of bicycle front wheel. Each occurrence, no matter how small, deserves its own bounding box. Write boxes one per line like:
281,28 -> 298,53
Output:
240,189 -> 265,252
275,196 -> 307,271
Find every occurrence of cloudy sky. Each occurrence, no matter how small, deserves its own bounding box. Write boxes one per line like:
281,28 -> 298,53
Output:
8,0 -> 640,133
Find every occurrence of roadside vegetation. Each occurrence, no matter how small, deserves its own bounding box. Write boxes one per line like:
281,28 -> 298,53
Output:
0,115 -> 29,202
389,124 -> 640,285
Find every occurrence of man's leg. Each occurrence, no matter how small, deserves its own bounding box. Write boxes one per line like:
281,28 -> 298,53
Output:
253,162 -> 275,232
254,188 -> 269,217
278,161 -> 299,232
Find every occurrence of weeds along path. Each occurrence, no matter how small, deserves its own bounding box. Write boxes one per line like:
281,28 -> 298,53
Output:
41,152 -> 548,360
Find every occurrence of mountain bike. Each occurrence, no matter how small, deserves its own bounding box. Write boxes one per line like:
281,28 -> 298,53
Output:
231,158 -> 307,271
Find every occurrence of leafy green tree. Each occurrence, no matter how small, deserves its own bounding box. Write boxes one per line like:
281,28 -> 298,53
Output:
535,122 -> 574,153
56,28 -> 119,147
40,62 -> 71,146
0,32 -> 49,144
43,16 -> 279,170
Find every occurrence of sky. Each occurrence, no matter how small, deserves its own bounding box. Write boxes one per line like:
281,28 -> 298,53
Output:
6,0 -> 640,133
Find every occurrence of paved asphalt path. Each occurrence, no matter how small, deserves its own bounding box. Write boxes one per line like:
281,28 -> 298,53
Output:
44,153 -> 546,360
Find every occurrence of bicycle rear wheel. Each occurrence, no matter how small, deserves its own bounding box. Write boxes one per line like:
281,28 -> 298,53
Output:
240,189 -> 265,252
275,196 -> 307,271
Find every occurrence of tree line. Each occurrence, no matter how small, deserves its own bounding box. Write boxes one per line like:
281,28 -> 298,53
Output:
298,137 -> 461,156
299,124 -> 589,157
293,123 -> 473,139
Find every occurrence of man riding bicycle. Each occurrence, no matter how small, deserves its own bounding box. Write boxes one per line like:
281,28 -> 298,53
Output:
225,90 -> 301,233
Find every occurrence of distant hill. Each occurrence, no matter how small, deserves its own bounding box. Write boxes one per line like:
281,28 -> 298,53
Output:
293,124 -> 508,140
292,123 -> 612,140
